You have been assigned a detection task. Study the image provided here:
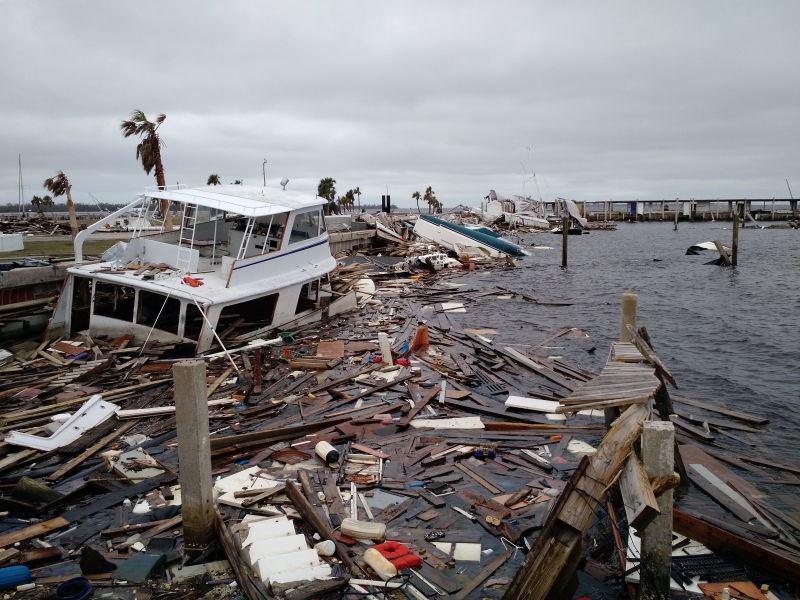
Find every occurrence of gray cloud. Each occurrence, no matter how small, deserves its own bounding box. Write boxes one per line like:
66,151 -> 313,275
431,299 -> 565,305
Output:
1,2 -> 798,208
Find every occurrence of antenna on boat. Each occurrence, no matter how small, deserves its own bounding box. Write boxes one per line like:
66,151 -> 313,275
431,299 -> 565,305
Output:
263,159 -> 268,187
281,178 -> 289,190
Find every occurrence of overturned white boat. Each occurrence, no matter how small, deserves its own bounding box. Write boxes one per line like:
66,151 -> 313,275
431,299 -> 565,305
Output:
46,184 -> 338,353
476,190 -> 549,230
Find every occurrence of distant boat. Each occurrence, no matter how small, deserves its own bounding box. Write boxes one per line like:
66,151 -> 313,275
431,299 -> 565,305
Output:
413,214 -> 528,257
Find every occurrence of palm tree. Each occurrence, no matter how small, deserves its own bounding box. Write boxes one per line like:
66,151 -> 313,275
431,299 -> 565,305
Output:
43,171 -> 79,238
42,195 -> 54,219
233,180 -> 243,185
120,110 -> 173,230
412,191 -> 421,214
31,195 -> 44,215
317,178 -> 337,215
353,186 -> 362,211
344,189 -> 356,213
424,186 -> 435,214
207,174 -> 221,186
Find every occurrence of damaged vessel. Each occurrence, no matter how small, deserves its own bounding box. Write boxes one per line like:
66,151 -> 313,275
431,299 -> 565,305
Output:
45,184 -> 337,353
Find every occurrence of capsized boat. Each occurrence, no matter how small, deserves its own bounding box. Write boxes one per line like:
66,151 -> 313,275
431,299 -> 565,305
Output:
45,184 -> 338,354
413,214 -> 528,257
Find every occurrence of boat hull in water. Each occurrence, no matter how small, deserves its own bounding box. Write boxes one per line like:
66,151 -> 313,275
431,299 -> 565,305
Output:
414,215 -> 528,257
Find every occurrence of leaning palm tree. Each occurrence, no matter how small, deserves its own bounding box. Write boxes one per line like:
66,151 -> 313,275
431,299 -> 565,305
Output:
412,191 -> 421,214
120,110 -> 173,230
42,195 -> 54,220
43,171 -> 79,238
207,174 -> 221,186
353,186 -> 362,211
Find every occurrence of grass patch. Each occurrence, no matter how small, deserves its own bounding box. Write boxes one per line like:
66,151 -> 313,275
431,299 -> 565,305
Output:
0,238 -> 117,259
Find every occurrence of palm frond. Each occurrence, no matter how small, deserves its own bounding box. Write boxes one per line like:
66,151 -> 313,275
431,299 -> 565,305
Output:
43,170 -> 69,197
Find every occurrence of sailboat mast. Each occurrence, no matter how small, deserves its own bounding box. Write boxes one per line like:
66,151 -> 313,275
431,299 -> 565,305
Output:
18,154 -> 22,218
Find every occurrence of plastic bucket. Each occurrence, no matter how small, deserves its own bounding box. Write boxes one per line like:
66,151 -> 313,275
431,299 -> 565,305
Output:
55,577 -> 92,600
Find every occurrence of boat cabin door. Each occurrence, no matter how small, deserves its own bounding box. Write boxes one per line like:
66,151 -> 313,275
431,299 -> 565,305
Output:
70,276 -> 92,335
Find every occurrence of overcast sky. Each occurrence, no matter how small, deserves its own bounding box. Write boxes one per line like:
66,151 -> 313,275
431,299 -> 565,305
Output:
1,2 -> 798,208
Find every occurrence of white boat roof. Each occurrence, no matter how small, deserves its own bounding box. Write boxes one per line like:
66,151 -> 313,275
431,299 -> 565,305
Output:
143,185 -> 323,217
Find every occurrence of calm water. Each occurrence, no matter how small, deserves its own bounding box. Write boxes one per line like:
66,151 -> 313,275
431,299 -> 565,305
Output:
453,221 -> 800,459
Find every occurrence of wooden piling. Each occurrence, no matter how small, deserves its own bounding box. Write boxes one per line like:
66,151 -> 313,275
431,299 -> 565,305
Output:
673,201 -> 679,231
561,216 -> 569,268
173,359 -> 215,550
732,213 -> 739,266
606,293 -> 638,428
639,421 -> 675,600
620,293 -> 637,343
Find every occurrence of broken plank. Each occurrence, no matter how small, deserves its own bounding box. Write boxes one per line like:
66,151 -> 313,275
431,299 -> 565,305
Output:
454,462 -> 503,495
671,396 -> 768,425
397,385 -> 439,429
0,517 -> 69,549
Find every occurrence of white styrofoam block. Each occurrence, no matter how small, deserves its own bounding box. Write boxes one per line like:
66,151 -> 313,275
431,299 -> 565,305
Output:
238,519 -> 296,549
505,396 -> 559,412
267,564 -> 332,585
242,534 -> 307,564
254,549 -> 320,580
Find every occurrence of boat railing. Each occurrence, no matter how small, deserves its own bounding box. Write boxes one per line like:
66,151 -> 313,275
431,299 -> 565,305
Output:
144,184 -> 189,193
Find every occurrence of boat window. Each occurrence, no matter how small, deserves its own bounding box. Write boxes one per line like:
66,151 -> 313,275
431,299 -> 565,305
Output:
93,282 -> 135,322
289,210 -> 322,245
183,302 -> 205,340
137,290 -> 180,335
216,294 -> 278,339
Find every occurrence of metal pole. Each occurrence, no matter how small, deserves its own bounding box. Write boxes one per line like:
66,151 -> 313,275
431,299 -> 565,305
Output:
262,159 -> 267,187
561,216 -> 569,268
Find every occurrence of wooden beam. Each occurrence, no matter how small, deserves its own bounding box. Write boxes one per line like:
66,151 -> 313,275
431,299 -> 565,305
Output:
284,480 -> 353,569
619,454 -> 660,530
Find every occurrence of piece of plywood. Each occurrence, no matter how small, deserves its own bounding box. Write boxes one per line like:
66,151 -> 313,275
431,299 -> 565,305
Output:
316,341 -> 344,358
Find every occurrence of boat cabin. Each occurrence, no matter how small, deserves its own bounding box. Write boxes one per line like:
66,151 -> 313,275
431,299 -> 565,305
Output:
46,185 -> 336,353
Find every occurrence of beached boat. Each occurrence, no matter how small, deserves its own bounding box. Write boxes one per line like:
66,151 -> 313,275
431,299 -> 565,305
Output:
413,214 -> 528,257
45,184 -> 337,353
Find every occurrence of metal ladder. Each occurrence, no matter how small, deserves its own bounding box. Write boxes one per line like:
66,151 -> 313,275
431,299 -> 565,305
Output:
236,217 -> 255,260
176,202 -> 197,272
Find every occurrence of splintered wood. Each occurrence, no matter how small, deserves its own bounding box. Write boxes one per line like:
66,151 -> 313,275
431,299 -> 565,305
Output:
555,345 -> 661,413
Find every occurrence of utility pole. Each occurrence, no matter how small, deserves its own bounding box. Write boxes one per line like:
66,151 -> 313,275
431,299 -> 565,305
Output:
262,159 -> 267,187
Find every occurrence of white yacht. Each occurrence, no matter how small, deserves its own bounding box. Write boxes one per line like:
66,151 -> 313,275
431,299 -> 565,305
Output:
46,184 -> 337,353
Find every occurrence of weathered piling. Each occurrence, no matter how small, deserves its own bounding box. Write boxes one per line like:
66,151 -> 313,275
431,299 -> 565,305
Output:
173,359 -> 215,550
561,216 -> 569,268
673,201 -> 679,231
639,421 -> 675,600
732,213 -> 739,266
